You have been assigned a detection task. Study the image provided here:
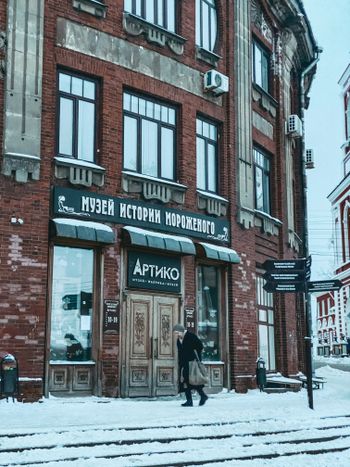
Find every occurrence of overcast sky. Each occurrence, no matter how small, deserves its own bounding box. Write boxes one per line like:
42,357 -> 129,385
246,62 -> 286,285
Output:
302,0 -> 350,280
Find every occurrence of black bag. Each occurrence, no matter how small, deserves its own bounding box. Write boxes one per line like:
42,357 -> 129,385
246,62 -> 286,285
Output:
188,350 -> 209,386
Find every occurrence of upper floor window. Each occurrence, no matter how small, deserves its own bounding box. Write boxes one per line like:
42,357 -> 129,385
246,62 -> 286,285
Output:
196,0 -> 217,52
196,117 -> 218,193
254,147 -> 271,214
58,71 -> 97,163
124,0 -> 176,33
252,41 -> 270,93
123,92 -> 176,181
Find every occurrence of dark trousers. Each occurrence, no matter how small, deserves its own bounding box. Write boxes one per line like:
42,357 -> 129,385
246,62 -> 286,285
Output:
185,387 -> 206,402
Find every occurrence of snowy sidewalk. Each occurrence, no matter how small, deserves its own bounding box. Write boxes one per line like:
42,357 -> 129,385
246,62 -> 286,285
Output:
0,366 -> 350,466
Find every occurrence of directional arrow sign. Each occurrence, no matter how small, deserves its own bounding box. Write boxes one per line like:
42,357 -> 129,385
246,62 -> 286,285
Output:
262,259 -> 306,272
263,282 -> 306,293
307,280 -> 343,293
263,271 -> 306,282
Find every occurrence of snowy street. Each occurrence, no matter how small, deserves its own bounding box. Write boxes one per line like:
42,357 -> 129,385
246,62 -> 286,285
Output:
1,366 -> 350,466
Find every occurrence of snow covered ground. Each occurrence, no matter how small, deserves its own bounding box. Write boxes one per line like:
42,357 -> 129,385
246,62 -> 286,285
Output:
1,365 -> 350,466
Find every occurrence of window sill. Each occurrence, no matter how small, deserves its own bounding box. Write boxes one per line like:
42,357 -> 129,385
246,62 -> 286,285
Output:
254,209 -> 282,236
195,46 -> 221,67
54,156 -> 105,187
123,12 -> 186,55
122,171 -> 187,204
197,190 -> 228,217
72,0 -> 107,18
252,83 -> 278,118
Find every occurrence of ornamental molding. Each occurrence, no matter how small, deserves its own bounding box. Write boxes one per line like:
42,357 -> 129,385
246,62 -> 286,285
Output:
123,12 -> 186,56
250,0 -> 273,44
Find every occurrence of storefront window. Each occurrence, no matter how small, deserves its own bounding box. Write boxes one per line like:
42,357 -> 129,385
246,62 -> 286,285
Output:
197,265 -> 220,361
50,246 -> 94,362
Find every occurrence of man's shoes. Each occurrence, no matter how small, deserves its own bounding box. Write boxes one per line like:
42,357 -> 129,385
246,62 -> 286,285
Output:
199,394 -> 208,406
181,400 -> 193,406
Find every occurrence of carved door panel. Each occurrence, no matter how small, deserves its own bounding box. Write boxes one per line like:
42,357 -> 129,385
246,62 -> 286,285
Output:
126,294 -> 153,397
125,294 -> 179,397
153,296 -> 178,396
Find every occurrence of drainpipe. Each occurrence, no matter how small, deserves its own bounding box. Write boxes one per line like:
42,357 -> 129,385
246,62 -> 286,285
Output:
300,46 -> 323,409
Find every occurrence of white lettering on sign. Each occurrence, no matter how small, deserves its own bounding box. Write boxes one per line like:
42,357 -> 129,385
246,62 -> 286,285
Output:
81,196 -> 115,216
119,203 -> 161,224
164,212 -> 215,235
132,258 -> 180,281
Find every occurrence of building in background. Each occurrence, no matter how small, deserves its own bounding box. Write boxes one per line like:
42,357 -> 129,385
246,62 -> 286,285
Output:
317,63 -> 350,357
0,0 -> 316,400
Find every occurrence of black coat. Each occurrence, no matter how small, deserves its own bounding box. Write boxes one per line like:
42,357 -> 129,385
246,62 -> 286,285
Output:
177,331 -> 204,392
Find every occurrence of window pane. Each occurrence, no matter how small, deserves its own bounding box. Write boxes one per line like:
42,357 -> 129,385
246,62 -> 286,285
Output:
146,100 -> 154,118
154,103 -> 161,120
209,123 -> 217,141
268,327 -> 276,370
59,97 -> 73,156
196,137 -> 205,189
157,0 -> 164,27
83,80 -> 95,100
168,108 -> 175,125
210,7 -> 217,51
197,265 -> 220,361
207,143 -> 216,192
258,324 -> 269,364
203,121 -> 210,138
124,116 -> 138,171
123,93 -> 131,111
268,309 -> 274,324
167,0 -> 175,32
71,77 -> 83,96
135,0 -> 141,16
124,0 -> 132,12
78,101 -> 95,162
59,73 -> 71,93
139,98 -> 146,116
254,45 -> 262,87
146,0 -> 155,24
161,127 -> 174,179
50,246 -> 93,362
161,106 -> 168,123
131,95 -> 139,113
195,0 -> 201,45
255,166 -> 264,211
196,118 -> 202,135
259,309 -> 267,322
142,119 -> 158,176
202,3 -> 210,50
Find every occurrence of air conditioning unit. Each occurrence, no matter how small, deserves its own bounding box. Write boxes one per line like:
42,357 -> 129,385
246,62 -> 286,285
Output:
285,114 -> 303,138
305,149 -> 315,169
204,70 -> 229,95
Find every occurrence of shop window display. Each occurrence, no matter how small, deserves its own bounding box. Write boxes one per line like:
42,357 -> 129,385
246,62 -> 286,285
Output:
197,265 -> 220,361
50,246 -> 94,362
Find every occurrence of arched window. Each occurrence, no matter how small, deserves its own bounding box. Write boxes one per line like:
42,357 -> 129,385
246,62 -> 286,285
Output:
196,0 -> 218,52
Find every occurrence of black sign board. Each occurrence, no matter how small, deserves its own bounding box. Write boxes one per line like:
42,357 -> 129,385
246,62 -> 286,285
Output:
53,187 -> 229,243
128,251 -> 181,293
103,300 -> 119,333
263,282 -> 306,293
262,259 -> 307,271
263,271 -> 306,282
185,307 -> 196,332
307,280 -> 343,293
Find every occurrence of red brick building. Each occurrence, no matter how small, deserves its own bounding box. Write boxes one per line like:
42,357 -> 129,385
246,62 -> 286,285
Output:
316,63 -> 350,357
0,0 -> 317,400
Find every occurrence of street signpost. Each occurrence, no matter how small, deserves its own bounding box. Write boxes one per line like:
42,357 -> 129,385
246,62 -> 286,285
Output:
307,280 -> 343,293
261,256 -> 343,411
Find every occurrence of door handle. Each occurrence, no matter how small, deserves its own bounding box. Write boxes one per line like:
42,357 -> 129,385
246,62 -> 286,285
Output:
154,338 -> 158,359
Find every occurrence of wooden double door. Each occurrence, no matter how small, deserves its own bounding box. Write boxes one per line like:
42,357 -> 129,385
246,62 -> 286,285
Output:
123,293 -> 179,397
